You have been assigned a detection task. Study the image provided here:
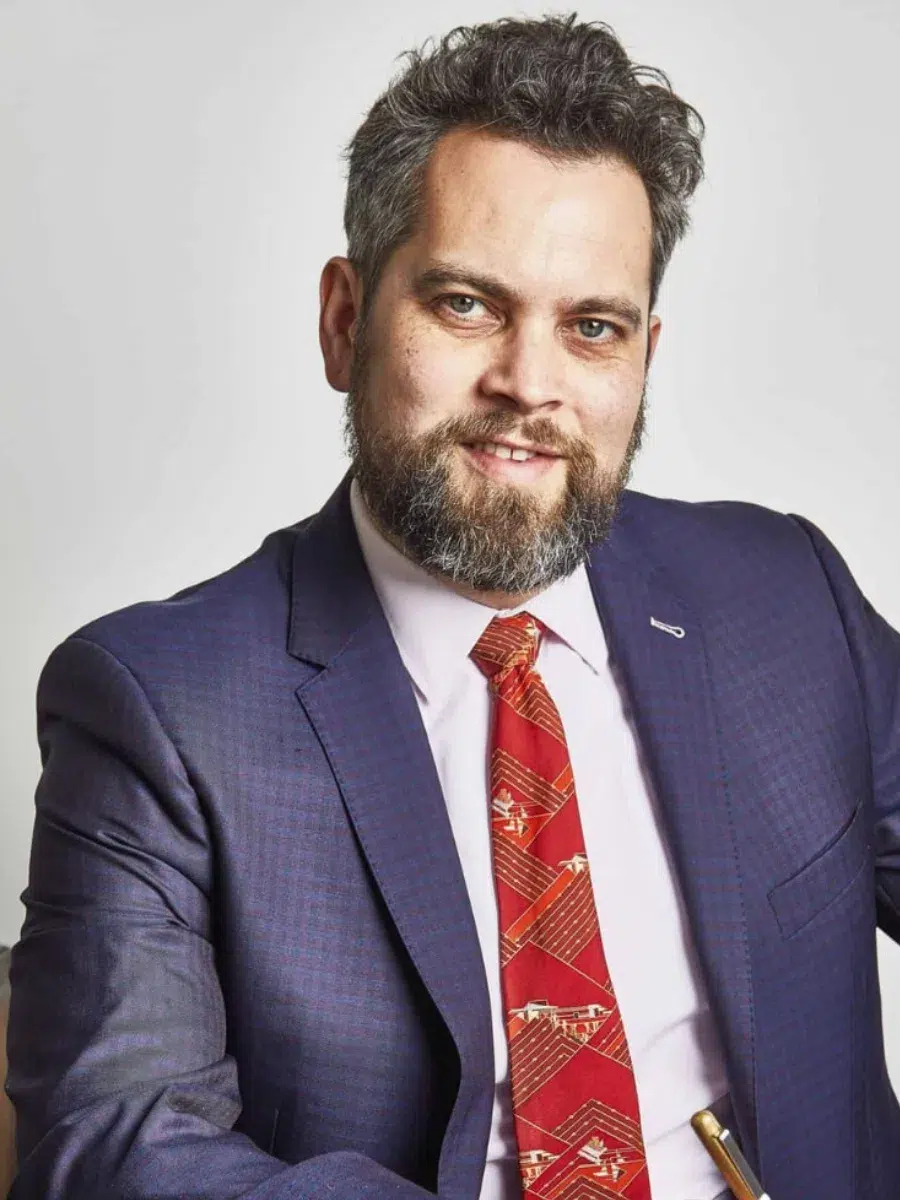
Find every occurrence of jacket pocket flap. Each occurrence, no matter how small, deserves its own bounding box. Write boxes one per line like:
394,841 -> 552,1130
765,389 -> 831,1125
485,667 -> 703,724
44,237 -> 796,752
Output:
768,800 -> 869,939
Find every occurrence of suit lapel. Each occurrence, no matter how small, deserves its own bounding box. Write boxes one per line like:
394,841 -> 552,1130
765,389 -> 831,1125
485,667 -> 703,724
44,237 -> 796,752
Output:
586,516 -> 760,1164
287,475 -> 494,1197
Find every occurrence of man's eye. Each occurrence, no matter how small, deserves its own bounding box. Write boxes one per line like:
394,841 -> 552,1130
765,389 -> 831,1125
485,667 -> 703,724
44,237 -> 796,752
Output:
443,295 -> 483,317
577,318 -> 615,340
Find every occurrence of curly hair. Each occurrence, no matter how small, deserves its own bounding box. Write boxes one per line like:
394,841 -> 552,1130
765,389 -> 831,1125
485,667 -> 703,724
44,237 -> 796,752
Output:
343,13 -> 705,313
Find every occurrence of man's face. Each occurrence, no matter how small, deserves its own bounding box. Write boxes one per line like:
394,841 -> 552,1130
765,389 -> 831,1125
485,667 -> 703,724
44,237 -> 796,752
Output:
343,128 -> 660,598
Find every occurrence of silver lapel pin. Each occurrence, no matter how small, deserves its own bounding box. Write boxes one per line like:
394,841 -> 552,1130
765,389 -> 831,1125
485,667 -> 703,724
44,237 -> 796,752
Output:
650,616 -> 686,639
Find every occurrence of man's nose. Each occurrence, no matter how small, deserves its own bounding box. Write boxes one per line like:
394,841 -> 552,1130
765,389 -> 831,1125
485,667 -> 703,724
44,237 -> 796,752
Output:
479,323 -> 565,412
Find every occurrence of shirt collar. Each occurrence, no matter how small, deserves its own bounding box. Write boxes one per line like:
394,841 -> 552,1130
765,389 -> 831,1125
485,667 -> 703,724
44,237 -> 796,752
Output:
349,477 -> 609,702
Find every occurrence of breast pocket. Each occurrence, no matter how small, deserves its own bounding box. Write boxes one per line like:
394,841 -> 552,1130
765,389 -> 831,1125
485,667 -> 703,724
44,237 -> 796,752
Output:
768,799 -> 872,939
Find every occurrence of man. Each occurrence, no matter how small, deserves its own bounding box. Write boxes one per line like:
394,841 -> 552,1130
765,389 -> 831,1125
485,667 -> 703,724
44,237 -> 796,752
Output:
6,12 -> 900,1200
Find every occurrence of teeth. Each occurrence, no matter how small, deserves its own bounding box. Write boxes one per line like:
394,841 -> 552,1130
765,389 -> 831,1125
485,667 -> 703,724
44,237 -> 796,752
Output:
475,442 -> 537,462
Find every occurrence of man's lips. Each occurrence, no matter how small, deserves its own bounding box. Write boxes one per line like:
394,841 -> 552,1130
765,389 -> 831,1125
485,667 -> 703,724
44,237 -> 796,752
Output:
461,438 -> 564,458
460,442 -> 564,481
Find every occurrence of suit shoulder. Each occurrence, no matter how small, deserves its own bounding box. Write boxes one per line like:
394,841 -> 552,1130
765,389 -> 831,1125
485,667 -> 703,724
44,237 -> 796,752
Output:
65,519 -> 310,675
621,487 -> 810,545
616,489 -> 834,602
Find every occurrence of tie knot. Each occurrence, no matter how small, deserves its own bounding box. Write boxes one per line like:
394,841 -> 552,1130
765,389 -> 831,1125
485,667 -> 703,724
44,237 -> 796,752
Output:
471,612 -> 545,684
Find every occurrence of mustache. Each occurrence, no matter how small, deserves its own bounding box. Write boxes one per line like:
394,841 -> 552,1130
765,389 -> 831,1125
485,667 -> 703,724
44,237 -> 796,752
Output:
423,412 -> 589,460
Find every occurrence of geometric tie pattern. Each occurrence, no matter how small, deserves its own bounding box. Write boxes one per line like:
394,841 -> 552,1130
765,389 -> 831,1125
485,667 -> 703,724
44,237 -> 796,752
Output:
471,612 -> 652,1200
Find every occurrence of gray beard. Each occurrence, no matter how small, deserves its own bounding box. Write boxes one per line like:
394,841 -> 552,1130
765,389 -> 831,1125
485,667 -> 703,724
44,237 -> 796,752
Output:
344,354 -> 645,596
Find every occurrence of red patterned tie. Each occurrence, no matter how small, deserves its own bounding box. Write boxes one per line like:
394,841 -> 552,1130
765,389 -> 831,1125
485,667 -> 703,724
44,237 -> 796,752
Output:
471,612 -> 652,1200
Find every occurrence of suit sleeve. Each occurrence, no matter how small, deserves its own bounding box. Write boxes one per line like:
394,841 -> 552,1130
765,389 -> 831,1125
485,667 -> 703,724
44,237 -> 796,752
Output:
790,515 -> 900,943
6,636 -> 436,1200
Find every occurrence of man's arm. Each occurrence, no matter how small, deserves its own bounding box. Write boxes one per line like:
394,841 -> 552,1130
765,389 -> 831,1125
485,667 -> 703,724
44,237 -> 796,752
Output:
7,636 -> 436,1199
790,515 -> 900,942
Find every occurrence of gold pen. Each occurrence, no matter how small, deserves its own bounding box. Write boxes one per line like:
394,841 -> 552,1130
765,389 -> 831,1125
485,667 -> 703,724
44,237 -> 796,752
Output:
691,1109 -> 772,1200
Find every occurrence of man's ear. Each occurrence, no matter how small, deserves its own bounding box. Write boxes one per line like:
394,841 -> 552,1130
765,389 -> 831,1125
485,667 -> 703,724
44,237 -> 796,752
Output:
319,257 -> 364,392
646,314 -> 662,369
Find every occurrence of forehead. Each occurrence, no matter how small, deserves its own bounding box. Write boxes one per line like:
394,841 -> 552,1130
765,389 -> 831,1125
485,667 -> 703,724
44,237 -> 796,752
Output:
400,128 -> 653,302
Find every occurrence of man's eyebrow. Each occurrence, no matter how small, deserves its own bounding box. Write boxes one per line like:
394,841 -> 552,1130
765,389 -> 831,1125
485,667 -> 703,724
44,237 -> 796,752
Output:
412,262 -> 643,332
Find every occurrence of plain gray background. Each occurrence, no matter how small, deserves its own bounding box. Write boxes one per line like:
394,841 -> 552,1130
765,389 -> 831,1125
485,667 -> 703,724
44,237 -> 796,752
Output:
1,0 -> 897,1089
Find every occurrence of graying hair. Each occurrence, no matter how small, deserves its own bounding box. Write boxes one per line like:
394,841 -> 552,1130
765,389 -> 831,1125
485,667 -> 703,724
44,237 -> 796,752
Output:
343,13 -> 705,313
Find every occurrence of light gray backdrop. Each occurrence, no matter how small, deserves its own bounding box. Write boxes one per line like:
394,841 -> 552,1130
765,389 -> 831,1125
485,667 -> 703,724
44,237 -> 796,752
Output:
1,0 -> 897,1086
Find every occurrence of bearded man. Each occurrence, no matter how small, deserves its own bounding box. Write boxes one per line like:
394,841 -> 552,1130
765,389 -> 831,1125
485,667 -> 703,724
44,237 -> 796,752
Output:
7,14 -> 900,1200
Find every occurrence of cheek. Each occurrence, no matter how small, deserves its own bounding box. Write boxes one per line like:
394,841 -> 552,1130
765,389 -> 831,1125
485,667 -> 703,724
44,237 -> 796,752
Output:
386,328 -> 476,426
361,332 -> 427,428
577,370 -> 645,455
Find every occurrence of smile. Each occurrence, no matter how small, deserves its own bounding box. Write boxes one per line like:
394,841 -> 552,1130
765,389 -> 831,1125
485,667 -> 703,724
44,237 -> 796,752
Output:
461,442 -> 563,482
470,442 -> 543,462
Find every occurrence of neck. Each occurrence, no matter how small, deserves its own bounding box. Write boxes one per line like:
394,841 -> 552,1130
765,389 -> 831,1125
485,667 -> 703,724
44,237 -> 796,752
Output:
437,575 -> 543,611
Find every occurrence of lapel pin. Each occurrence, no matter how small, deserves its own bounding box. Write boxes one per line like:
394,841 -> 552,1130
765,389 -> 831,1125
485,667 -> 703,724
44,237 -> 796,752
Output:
650,616 -> 686,639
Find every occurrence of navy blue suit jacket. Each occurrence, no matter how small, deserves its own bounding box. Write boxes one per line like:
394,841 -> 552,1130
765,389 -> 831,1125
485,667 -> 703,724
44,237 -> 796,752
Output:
7,474 -> 900,1199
